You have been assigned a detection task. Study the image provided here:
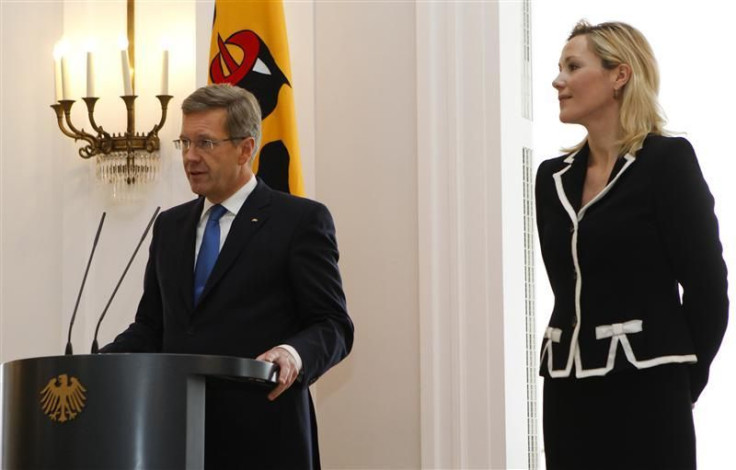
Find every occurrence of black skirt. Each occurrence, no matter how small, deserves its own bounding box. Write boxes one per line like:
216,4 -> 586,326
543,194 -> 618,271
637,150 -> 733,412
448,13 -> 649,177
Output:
543,364 -> 696,470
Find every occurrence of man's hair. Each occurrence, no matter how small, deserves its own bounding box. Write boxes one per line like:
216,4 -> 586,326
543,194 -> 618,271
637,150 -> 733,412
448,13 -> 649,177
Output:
182,84 -> 262,154
565,20 -> 666,156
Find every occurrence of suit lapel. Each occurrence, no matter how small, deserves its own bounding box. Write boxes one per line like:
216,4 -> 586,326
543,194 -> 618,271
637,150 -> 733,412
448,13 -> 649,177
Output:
552,144 -> 637,222
551,146 -> 587,226
578,154 -> 635,219
196,181 -> 272,307
560,145 -> 588,214
180,198 -> 204,313
607,155 -> 629,184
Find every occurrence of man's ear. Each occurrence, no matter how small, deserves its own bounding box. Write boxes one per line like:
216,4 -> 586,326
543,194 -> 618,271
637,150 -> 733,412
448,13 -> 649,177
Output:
239,137 -> 256,166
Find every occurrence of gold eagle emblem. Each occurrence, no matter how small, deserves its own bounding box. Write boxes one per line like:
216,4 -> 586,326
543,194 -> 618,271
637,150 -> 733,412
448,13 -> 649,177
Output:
40,374 -> 87,422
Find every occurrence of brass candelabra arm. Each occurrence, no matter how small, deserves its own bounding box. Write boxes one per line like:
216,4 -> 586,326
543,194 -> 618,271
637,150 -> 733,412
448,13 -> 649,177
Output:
58,100 -> 102,159
50,103 -> 80,140
81,97 -> 114,155
78,141 -> 106,159
51,101 -> 101,159
82,98 -> 111,138
143,95 -> 173,152
59,100 -> 97,142
152,95 -> 173,134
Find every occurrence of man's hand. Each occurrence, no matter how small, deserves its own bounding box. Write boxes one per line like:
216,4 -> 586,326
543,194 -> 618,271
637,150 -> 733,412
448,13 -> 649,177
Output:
256,346 -> 300,401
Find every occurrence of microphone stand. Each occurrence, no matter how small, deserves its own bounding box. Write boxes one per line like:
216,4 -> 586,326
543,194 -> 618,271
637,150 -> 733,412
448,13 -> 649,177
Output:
91,206 -> 160,354
65,212 -> 106,355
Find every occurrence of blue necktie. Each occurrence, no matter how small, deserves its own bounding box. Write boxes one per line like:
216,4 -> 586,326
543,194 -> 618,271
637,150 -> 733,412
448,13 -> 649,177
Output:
194,204 -> 227,304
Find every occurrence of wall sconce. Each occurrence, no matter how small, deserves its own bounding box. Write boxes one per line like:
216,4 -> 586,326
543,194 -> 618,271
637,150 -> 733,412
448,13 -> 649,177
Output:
50,1 -> 172,197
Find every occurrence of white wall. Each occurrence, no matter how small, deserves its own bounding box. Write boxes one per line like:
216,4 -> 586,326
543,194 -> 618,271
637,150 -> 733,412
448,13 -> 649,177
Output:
0,1 -> 65,361
532,2 -> 736,468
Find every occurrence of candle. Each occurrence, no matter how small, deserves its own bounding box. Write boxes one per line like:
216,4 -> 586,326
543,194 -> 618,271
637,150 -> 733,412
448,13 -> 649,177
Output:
86,51 -> 95,97
119,36 -> 132,95
161,49 -> 169,95
53,46 -> 63,102
121,49 -> 132,95
60,55 -> 70,100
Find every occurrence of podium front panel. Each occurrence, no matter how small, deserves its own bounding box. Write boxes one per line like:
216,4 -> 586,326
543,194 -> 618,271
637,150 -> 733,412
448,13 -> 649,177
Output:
1,354 -> 277,470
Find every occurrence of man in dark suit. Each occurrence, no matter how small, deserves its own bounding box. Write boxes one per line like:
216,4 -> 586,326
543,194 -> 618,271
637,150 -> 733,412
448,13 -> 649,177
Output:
102,84 -> 353,469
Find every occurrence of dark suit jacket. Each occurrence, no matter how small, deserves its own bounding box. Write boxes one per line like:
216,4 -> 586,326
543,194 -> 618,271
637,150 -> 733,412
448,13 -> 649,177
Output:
103,179 -> 354,469
536,135 -> 728,402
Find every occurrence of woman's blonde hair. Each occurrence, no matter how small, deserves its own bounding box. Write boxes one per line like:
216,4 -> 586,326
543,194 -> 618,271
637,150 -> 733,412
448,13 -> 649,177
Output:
563,20 -> 667,156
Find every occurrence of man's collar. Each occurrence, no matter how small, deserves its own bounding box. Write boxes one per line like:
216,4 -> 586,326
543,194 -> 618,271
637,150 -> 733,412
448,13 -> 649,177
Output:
200,176 -> 258,220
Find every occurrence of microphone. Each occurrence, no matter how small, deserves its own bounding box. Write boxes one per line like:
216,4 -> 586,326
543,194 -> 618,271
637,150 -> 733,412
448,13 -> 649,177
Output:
65,212 -> 106,355
91,206 -> 161,354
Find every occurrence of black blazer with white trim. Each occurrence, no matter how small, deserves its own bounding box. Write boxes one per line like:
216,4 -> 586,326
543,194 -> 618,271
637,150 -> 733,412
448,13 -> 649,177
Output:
535,134 -> 728,402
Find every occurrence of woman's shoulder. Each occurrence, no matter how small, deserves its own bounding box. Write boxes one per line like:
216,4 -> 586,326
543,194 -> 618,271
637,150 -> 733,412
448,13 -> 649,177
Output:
638,134 -> 705,188
638,134 -> 696,161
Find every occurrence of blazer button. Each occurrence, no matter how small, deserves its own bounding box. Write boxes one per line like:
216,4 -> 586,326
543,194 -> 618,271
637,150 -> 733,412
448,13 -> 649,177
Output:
571,317 -> 578,328
572,271 -> 578,281
569,225 -> 575,234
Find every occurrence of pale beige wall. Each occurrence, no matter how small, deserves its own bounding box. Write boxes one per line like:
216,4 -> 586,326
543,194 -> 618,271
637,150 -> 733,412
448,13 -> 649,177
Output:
312,2 -> 421,468
0,2 -> 65,360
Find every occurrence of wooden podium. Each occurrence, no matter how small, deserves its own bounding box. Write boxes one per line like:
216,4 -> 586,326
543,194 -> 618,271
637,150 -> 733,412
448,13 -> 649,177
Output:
1,353 -> 278,469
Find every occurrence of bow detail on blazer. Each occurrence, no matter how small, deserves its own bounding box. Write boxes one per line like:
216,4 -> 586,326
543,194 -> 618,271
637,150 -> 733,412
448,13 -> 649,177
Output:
595,320 -> 643,340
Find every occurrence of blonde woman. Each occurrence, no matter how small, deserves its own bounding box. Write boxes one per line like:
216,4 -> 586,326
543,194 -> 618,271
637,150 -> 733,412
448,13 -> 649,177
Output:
536,20 -> 728,469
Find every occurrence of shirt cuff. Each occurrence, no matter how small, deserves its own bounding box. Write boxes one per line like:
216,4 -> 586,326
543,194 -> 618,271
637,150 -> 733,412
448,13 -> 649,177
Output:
276,344 -> 303,372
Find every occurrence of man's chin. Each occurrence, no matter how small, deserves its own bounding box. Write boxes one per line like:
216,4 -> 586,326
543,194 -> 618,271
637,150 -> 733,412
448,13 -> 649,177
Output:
188,182 -> 208,197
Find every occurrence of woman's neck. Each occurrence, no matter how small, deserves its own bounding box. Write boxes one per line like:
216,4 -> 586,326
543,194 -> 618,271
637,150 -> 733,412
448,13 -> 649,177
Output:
585,120 -> 622,167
